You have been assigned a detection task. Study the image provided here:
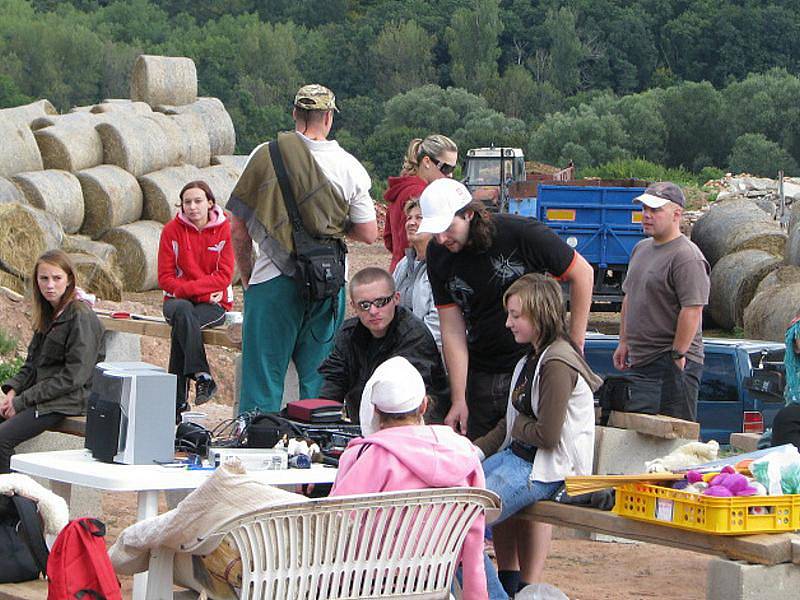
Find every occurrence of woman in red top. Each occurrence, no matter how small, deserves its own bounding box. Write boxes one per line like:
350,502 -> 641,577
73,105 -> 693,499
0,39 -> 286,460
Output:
384,135 -> 458,271
157,181 -> 234,420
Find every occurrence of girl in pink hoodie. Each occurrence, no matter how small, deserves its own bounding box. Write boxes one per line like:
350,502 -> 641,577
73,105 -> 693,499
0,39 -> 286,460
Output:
331,356 -> 492,600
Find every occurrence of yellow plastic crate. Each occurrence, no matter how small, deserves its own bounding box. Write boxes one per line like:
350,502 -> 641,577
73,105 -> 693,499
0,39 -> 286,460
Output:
614,482 -> 800,535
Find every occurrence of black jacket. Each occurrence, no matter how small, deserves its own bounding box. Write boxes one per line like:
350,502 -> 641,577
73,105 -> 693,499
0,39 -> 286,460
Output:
2,300 -> 105,416
318,306 -> 450,423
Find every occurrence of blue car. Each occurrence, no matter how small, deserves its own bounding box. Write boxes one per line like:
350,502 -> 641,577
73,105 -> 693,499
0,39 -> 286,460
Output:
583,333 -> 786,443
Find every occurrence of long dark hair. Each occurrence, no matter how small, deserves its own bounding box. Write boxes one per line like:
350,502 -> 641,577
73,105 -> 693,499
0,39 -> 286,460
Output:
456,200 -> 495,252
31,250 -> 77,334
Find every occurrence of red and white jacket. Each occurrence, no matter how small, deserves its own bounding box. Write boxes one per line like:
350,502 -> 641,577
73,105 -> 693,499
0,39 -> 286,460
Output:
157,205 -> 234,310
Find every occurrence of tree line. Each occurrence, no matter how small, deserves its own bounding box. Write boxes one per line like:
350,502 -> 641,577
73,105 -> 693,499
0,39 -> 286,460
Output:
2,0 -> 800,184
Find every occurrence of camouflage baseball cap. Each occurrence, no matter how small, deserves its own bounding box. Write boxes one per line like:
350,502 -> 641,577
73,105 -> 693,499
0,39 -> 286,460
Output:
293,84 -> 339,112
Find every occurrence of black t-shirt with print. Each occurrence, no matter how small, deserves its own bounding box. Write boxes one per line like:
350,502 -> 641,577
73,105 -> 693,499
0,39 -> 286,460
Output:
427,214 -> 575,373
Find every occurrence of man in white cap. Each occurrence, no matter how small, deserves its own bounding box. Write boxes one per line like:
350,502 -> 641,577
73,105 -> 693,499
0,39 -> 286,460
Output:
613,181 -> 709,420
330,356 -> 497,600
228,84 -> 377,415
418,178 -> 593,439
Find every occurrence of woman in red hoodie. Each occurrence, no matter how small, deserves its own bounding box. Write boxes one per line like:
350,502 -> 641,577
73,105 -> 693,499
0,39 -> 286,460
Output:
158,180 -> 234,420
384,135 -> 458,271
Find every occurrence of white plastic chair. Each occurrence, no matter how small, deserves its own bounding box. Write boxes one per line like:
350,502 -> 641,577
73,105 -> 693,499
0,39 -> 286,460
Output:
146,486 -> 500,600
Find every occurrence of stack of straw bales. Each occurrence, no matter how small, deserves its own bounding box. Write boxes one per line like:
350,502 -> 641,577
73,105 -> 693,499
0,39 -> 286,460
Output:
0,54 -> 242,299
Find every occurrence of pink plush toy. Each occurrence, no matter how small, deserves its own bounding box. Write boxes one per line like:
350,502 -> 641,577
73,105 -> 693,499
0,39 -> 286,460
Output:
703,465 -> 759,497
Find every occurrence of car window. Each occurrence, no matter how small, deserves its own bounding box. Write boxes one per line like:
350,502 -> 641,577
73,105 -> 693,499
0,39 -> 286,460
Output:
699,353 -> 738,402
748,348 -> 785,368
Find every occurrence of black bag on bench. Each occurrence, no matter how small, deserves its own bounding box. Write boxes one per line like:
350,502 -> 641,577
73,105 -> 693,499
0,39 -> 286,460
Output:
0,494 -> 49,583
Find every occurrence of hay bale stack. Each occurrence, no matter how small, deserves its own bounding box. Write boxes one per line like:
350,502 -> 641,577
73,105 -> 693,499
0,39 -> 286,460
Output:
0,116 -> 44,177
0,270 -> 25,296
139,165 -> 200,224
77,165 -> 143,239
211,155 -> 249,170
96,114 -> 178,177
68,253 -> 123,301
157,97 -> 235,156
0,204 -> 63,277
31,111 -> 101,131
755,265 -> 800,296
141,113 -> 186,167
168,113 -> 211,167
198,165 -> 241,208
0,100 -> 57,127
34,122 -> 104,172
744,283 -> 800,342
91,100 -> 152,115
101,220 -> 162,292
130,55 -> 198,107
709,250 -> 781,330
62,235 -> 118,269
691,200 -> 785,267
784,202 -> 800,266
12,170 -> 84,234
0,177 -> 24,204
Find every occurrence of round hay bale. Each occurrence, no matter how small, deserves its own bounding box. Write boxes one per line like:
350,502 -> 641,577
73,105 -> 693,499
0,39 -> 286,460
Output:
77,165 -> 143,239
130,55 -> 198,107
11,170 -> 84,234
100,220 -> 163,292
62,234 -> 119,270
168,113 -> 211,167
96,114 -> 178,177
0,177 -> 24,204
141,113 -> 183,168
91,100 -> 152,115
0,269 -> 25,296
0,203 -> 64,277
197,165 -> 242,209
139,165 -> 201,224
211,155 -> 249,170
30,111 -> 103,131
34,122 -> 104,172
0,99 -> 57,127
744,283 -> 800,341
755,265 -> 800,296
69,105 -> 95,113
67,253 -> 123,302
691,199 -> 781,266
157,98 -> 235,156
709,250 -> 781,330
0,116 -> 44,177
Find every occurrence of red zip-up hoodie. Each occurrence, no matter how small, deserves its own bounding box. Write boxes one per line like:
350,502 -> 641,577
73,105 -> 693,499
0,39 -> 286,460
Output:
383,175 -> 426,272
157,205 -> 234,310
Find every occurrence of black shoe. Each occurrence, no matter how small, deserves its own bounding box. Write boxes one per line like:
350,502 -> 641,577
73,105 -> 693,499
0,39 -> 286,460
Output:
195,375 -> 217,405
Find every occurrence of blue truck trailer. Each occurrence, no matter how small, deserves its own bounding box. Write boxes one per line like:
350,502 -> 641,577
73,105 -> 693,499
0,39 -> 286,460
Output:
507,180 -> 648,311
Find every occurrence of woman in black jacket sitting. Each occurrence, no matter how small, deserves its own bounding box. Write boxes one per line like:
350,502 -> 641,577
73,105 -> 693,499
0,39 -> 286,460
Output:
0,250 -> 105,473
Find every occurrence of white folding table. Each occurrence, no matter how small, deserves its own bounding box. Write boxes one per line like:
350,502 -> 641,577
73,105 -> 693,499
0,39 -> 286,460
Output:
11,449 -> 337,600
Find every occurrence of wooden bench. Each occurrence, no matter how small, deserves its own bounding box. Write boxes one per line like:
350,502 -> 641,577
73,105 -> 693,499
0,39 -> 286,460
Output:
522,501 -> 800,599
98,315 -> 241,350
0,580 -> 48,600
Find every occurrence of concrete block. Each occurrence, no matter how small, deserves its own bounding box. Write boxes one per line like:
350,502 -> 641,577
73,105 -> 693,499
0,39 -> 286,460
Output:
593,425 -> 694,475
16,432 -> 101,519
707,558 -> 800,600
103,330 -> 141,362
729,432 -> 761,453
233,355 -> 298,416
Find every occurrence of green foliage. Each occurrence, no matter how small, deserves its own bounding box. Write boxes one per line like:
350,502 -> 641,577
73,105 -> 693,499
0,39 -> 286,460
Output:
0,329 -> 16,356
578,158 -> 705,187
545,7 -> 583,95
372,20 -> 436,98
0,356 -> 23,383
727,133 -> 799,178
446,0 -> 503,95
0,74 -> 33,108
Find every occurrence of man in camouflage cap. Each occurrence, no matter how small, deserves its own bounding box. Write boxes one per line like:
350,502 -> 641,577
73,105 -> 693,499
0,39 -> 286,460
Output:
229,84 -> 377,414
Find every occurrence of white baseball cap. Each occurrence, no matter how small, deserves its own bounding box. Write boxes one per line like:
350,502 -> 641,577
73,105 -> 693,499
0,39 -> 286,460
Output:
359,356 -> 426,436
417,178 -> 473,234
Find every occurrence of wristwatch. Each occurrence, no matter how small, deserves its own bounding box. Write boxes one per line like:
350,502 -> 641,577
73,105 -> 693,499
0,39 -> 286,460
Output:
670,349 -> 686,360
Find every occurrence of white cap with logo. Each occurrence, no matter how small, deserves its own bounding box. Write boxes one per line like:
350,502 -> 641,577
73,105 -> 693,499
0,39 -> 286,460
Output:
417,178 -> 473,234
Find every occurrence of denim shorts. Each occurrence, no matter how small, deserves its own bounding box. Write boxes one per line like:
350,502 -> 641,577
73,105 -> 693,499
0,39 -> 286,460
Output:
483,447 -> 563,525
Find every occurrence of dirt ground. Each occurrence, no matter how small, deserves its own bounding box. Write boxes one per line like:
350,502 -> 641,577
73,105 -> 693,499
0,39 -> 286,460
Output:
0,239 -> 711,599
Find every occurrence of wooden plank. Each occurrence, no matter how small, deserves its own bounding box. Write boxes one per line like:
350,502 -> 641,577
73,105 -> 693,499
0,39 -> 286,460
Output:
0,580 -> 48,600
730,432 -> 761,453
98,316 -> 240,349
608,411 -> 700,440
52,416 -> 86,437
521,501 -> 796,565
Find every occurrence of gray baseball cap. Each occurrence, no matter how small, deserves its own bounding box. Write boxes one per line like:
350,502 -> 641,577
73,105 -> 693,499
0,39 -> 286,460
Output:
635,181 -> 685,208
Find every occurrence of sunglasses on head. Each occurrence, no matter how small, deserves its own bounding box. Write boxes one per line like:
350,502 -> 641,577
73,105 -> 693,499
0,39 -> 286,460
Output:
424,155 -> 456,176
355,295 -> 394,311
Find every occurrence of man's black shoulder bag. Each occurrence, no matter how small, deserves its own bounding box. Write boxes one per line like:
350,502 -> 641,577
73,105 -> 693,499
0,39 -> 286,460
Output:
269,140 -> 347,308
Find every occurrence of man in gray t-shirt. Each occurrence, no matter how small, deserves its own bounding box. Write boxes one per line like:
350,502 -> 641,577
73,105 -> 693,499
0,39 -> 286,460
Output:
613,182 -> 710,421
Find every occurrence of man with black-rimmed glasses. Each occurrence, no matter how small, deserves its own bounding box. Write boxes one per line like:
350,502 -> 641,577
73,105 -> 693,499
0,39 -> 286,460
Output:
318,267 -> 450,426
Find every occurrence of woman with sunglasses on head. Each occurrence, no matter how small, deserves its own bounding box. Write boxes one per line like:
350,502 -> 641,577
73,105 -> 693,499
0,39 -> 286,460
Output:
158,180 -> 234,422
473,273 -> 602,597
383,135 -> 458,271
0,250 -> 105,473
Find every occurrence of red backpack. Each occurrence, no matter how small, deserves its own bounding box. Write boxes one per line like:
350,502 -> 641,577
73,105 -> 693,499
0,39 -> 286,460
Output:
47,518 -> 122,600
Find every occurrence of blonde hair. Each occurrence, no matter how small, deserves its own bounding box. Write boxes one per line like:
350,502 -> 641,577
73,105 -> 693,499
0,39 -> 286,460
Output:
503,273 -> 570,350
403,197 -> 421,215
31,250 -> 78,334
402,134 -> 458,175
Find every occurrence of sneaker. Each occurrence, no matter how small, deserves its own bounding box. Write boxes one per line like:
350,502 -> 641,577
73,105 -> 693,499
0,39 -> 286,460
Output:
195,375 -> 217,405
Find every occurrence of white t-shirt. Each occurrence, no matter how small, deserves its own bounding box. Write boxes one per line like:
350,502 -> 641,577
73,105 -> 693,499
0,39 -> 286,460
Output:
249,133 -> 376,285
